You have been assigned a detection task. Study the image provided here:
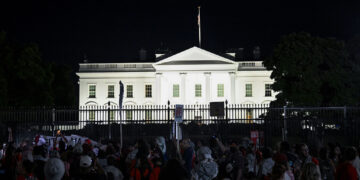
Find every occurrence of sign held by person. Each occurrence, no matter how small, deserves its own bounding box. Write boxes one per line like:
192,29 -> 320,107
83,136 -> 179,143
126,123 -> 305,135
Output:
174,104 -> 184,123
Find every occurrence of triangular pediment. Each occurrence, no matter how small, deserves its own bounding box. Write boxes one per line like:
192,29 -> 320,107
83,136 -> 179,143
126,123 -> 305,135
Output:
154,46 -> 235,65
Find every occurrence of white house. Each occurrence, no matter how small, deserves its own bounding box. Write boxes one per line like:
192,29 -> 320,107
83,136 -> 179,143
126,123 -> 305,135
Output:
76,46 -> 276,107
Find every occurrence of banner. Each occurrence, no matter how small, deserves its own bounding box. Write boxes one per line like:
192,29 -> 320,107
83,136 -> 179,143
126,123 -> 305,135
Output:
174,104 -> 184,123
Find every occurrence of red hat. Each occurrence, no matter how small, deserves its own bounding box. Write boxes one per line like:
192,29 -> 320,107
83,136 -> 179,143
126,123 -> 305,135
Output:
274,153 -> 288,164
85,139 -> 92,145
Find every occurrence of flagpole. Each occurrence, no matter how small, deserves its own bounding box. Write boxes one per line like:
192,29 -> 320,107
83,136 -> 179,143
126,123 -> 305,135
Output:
119,81 -> 124,150
198,6 -> 201,48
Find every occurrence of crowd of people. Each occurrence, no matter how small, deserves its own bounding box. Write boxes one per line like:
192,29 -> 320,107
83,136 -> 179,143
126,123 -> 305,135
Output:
0,127 -> 360,180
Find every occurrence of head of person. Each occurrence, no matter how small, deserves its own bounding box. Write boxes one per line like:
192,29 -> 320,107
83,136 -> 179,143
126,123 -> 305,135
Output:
44,158 -> 65,180
73,143 -> 83,155
262,147 -> 273,159
297,143 -> 309,158
229,142 -> 239,153
82,143 -> 93,155
105,166 -> 123,180
155,136 -> 166,154
300,162 -> 321,180
319,147 -> 329,160
334,146 -> 341,155
197,146 -> 213,161
136,139 -> 150,160
274,153 -> 288,167
79,155 -> 93,173
180,138 -> 191,150
106,143 -> 116,155
280,141 -> 291,153
344,147 -> 357,162
33,144 -> 48,160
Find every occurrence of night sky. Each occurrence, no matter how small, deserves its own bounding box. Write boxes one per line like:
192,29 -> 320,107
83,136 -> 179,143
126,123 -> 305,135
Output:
1,0 -> 360,66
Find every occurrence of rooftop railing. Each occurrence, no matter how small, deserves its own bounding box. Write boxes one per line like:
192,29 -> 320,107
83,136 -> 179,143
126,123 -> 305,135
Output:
79,63 -> 155,72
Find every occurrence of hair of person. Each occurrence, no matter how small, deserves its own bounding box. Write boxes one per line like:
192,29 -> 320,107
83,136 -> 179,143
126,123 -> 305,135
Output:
319,147 -> 329,160
280,141 -> 290,152
33,145 -> 47,158
136,139 -> 150,160
300,162 -> 321,180
295,143 -> 307,154
158,159 -> 189,180
59,140 -> 66,152
262,147 -> 273,159
271,163 -> 287,180
44,158 -> 65,180
344,147 -> 357,161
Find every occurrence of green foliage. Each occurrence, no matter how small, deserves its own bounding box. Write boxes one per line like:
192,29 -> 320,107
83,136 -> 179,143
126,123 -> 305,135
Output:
51,63 -> 76,106
264,32 -> 360,106
0,32 -> 53,106
0,31 -> 76,106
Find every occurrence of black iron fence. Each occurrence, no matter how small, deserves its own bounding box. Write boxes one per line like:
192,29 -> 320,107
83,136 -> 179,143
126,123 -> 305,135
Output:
0,104 -> 359,146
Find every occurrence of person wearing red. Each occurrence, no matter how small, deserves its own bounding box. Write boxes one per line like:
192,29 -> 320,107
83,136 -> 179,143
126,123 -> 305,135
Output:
335,147 -> 358,180
129,139 -> 158,180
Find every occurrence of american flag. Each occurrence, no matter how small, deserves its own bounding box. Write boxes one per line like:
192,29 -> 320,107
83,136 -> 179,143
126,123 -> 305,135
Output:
197,6 -> 200,26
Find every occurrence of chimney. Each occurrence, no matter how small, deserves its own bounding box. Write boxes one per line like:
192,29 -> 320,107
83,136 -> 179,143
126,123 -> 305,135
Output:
83,53 -> 88,63
253,46 -> 261,60
235,48 -> 244,61
155,44 -> 171,60
225,48 -> 236,57
139,48 -> 147,61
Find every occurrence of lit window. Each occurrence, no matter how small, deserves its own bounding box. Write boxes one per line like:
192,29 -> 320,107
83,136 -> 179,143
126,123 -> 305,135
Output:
145,110 -> 152,121
245,84 -> 252,97
265,84 -> 272,97
173,84 -> 180,97
195,84 -> 202,97
246,109 -> 253,123
217,84 -> 224,97
89,111 -> 95,120
89,85 -> 96,98
108,85 -> 115,98
110,110 -> 115,120
126,110 -> 132,120
127,85 -> 133,98
145,85 -> 152,98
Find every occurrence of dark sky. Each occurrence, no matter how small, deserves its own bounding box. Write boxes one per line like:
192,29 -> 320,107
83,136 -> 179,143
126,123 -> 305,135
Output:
1,0 -> 360,66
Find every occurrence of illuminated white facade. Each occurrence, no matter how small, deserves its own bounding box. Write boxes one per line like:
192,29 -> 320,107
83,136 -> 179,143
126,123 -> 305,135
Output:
76,47 -> 276,107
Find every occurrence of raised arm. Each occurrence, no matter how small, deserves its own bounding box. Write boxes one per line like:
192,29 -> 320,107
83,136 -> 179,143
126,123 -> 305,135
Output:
8,127 -> 13,142
215,138 -> 227,153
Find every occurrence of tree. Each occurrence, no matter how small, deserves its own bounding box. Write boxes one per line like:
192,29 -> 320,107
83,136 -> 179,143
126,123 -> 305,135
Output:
263,32 -> 360,106
0,31 -> 54,106
0,32 -> 8,106
51,63 -> 76,106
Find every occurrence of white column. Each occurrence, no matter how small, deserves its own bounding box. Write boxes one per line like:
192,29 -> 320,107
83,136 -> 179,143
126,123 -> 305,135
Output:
180,73 -> 187,104
204,72 -> 211,103
229,72 -> 236,104
156,73 -> 162,104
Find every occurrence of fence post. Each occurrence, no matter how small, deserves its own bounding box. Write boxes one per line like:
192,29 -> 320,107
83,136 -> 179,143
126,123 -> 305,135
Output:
283,105 -> 287,141
108,101 -> 111,140
344,106 -> 349,145
167,100 -> 170,123
52,107 -> 55,137
225,100 -> 228,122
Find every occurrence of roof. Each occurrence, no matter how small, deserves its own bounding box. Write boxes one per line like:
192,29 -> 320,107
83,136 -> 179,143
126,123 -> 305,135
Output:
154,46 -> 236,65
